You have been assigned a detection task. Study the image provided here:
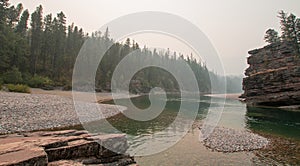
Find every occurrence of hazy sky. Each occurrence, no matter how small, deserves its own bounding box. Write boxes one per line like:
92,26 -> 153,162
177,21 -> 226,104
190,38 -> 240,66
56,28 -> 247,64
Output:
10,0 -> 300,75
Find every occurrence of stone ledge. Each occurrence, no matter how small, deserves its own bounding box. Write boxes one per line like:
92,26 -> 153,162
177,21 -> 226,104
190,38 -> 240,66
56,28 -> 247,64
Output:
0,130 -> 136,166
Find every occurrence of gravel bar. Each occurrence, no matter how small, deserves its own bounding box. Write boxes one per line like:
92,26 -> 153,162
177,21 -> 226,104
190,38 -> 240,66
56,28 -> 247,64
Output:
0,92 -> 126,134
203,127 -> 269,152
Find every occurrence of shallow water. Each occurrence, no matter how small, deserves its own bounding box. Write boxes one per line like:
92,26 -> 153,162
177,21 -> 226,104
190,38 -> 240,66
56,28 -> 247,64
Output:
92,95 -> 300,165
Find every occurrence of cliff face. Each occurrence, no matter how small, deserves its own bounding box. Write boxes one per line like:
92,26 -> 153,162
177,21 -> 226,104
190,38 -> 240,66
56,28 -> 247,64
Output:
242,42 -> 300,106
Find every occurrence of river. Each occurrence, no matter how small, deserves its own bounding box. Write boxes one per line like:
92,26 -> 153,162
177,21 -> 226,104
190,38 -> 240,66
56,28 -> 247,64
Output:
81,94 -> 300,165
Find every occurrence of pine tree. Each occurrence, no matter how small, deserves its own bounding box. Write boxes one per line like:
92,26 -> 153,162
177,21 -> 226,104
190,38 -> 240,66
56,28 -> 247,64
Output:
286,13 -> 297,43
278,11 -> 298,43
296,18 -> 300,44
40,14 -> 53,73
104,27 -> 110,41
278,11 -> 300,54
278,10 -> 288,41
7,3 -> 23,27
295,18 -> 300,54
0,0 -> 9,24
264,29 -> 280,44
15,9 -> 29,36
30,5 -> 43,75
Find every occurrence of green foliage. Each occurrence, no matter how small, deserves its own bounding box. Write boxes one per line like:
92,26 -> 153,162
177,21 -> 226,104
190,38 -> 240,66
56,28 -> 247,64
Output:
15,9 -> 29,36
0,0 -> 10,24
30,5 -> 43,75
263,11 -> 300,55
275,11 -> 300,45
0,77 -> 3,90
2,67 -> 23,84
277,11 -> 300,55
6,84 -> 31,93
27,75 -> 53,88
21,72 -> 31,84
0,76 -> 3,84
264,29 -> 280,44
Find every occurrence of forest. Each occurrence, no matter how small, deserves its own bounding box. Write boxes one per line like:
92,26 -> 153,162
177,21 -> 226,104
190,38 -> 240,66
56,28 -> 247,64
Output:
0,0 -> 242,94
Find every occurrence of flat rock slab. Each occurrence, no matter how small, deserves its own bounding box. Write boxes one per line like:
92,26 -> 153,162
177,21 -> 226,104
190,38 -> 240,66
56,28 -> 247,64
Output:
0,130 -> 135,166
0,148 -> 47,166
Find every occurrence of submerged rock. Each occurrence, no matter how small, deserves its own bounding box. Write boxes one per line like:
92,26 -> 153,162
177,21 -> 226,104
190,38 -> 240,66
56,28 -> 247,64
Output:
202,127 -> 268,153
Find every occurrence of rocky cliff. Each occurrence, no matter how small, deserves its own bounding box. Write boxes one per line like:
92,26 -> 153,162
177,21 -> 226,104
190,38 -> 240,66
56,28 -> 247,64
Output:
242,42 -> 300,106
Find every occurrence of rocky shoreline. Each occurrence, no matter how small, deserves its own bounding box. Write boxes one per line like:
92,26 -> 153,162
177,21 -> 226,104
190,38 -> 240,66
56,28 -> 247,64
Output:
0,92 -> 126,134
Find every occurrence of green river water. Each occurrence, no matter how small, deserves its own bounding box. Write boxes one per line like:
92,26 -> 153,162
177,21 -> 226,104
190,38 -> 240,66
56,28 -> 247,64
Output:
80,95 -> 300,165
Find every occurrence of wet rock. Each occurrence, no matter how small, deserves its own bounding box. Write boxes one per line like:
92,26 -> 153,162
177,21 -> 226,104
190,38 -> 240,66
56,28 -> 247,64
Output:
87,134 -> 129,157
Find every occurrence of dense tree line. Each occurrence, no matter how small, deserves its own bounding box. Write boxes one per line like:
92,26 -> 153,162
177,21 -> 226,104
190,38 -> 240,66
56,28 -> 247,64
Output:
0,0 -> 86,88
74,32 -> 212,93
0,0 -> 242,93
264,11 -> 300,54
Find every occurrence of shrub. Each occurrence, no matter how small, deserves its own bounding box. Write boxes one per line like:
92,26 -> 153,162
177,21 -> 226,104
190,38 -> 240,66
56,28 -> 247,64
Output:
63,84 -> 72,91
28,75 -> 54,88
3,67 -> 23,84
0,77 -> 3,84
22,72 -> 32,84
6,84 -> 31,93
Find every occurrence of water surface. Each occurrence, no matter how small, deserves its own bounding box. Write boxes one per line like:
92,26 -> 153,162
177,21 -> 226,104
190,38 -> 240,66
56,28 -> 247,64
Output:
96,95 -> 300,165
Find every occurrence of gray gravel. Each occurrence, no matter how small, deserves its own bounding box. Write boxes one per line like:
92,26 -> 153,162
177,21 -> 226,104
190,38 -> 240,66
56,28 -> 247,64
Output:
203,127 -> 269,152
0,92 -> 126,134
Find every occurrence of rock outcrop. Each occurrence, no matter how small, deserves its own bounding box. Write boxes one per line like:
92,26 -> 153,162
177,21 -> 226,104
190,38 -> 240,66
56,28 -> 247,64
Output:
242,42 -> 300,106
0,130 -> 136,166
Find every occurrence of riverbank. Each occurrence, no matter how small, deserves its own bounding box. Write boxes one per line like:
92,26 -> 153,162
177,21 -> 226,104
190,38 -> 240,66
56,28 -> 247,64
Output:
30,88 -> 140,102
0,90 -> 137,134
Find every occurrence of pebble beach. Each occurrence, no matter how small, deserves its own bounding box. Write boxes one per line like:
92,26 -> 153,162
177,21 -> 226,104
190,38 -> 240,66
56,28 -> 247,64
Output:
0,91 -> 126,134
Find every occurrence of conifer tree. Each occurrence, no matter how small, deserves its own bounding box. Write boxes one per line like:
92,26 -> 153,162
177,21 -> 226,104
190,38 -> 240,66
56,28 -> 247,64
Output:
30,5 -> 43,75
264,29 -> 280,44
15,9 -> 29,36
